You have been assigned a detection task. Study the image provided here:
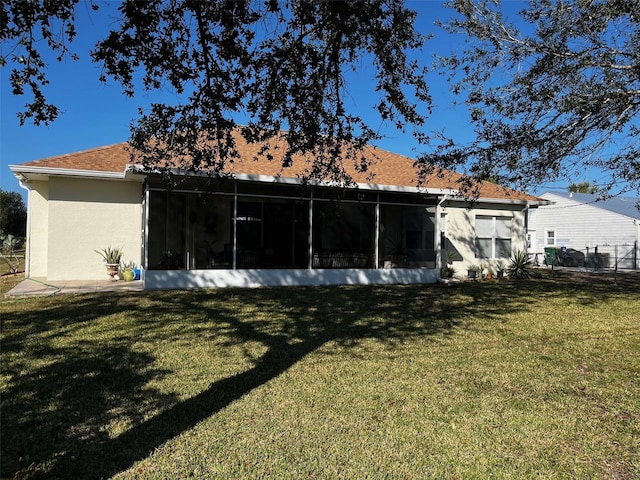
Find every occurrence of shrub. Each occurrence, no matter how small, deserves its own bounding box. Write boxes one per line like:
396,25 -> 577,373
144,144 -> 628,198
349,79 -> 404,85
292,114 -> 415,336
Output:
440,265 -> 456,279
1,234 -> 22,274
160,250 -> 182,269
507,250 -> 533,279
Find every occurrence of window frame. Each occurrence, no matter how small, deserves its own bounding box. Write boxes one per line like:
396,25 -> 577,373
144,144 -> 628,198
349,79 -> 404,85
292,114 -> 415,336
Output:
545,229 -> 556,247
475,215 -> 512,259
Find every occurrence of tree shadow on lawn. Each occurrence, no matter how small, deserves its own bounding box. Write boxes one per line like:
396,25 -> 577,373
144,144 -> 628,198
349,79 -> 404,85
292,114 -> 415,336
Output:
1,275 -> 637,479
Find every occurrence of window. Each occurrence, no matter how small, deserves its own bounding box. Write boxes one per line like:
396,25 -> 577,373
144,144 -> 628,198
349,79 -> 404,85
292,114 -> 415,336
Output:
475,216 -> 512,259
545,230 -> 556,246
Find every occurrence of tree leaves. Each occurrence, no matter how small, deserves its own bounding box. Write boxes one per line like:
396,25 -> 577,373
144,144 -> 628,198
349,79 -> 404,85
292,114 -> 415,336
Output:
428,0 -> 640,198
4,0 -> 638,198
3,0 -> 429,186
1,0 -> 83,125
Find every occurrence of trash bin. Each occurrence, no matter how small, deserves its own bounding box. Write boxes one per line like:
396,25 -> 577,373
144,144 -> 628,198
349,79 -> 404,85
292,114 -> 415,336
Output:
544,247 -> 561,266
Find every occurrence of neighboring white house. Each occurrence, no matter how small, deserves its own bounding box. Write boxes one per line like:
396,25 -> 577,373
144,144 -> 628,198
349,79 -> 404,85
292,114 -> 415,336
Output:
527,191 -> 640,270
10,132 -> 545,288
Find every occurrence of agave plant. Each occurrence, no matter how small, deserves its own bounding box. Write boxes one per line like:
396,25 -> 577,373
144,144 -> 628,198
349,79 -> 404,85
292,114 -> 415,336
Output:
507,250 -> 533,279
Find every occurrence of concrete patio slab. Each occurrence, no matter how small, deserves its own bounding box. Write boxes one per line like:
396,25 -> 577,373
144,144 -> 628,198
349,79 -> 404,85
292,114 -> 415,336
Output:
4,277 -> 144,298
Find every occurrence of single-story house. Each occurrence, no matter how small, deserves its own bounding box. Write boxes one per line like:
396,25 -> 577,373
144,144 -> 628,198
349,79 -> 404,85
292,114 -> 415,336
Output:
527,191 -> 640,269
10,131 -> 544,288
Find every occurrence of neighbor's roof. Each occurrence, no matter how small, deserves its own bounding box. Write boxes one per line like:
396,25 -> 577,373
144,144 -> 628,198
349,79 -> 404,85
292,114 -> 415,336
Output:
12,132 -> 540,202
541,192 -> 640,219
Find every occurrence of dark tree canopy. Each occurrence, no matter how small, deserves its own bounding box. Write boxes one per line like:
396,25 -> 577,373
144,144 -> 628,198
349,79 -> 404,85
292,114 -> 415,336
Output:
1,0 -> 83,125
3,0 -> 640,198
1,0 -> 430,186
421,0 -> 640,199
0,189 -> 27,238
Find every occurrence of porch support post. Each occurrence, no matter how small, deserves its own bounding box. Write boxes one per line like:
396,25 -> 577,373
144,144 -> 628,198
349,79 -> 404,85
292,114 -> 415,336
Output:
308,195 -> 313,270
375,193 -> 380,269
635,220 -> 639,269
232,183 -> 238,270
435,195 -> 447,277
143,183 -> 149,270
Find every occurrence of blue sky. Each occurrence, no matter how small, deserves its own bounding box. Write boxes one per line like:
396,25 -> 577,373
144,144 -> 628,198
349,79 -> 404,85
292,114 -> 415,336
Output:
0,1 -> 593,200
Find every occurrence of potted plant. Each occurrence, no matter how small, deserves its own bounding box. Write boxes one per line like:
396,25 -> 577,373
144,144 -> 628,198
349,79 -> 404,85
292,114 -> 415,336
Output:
495,261 -> 506,279
478,261 -> 488,279
95,246 -> 123,281
385,235 -> 407,268
467,264 -> 480,279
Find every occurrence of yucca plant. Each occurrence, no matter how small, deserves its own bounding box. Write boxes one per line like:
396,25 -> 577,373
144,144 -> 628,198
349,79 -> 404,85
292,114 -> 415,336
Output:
440,265 -> 456,279
507,250 -> 533,279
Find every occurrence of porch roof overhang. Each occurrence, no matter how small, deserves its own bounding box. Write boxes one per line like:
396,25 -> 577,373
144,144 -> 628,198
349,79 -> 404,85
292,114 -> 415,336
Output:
126,163 -> 460,197
9,164 -> 141,183
11,161 -> 549,207
128,164 -> 549,207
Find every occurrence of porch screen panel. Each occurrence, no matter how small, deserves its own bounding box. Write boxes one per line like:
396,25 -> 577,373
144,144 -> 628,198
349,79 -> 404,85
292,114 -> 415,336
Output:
147,191 -> 186,269
261,200 -> 309,268
236,199 -> 263,268
236,197 -> 309,269
190,195 -> 233,269
379,205 -> 436,267
312,202 -> 375,268
405,206 -> 436,265
147,191 -> 167,269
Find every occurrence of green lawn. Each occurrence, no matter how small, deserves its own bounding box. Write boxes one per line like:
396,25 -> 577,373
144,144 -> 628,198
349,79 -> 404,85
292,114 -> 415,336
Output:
2,272 -> 639,479
0,272 -> 24,297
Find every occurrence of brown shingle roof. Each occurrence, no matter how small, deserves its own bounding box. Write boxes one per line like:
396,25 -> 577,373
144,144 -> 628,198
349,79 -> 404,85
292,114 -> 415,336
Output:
19,144 -> 134,173
16,135 -> 539,202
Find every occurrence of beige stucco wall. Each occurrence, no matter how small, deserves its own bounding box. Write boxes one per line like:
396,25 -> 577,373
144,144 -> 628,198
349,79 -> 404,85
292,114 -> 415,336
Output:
26,181 -> 50,278
45,177 -> 143,281
443,201 -> 527,277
